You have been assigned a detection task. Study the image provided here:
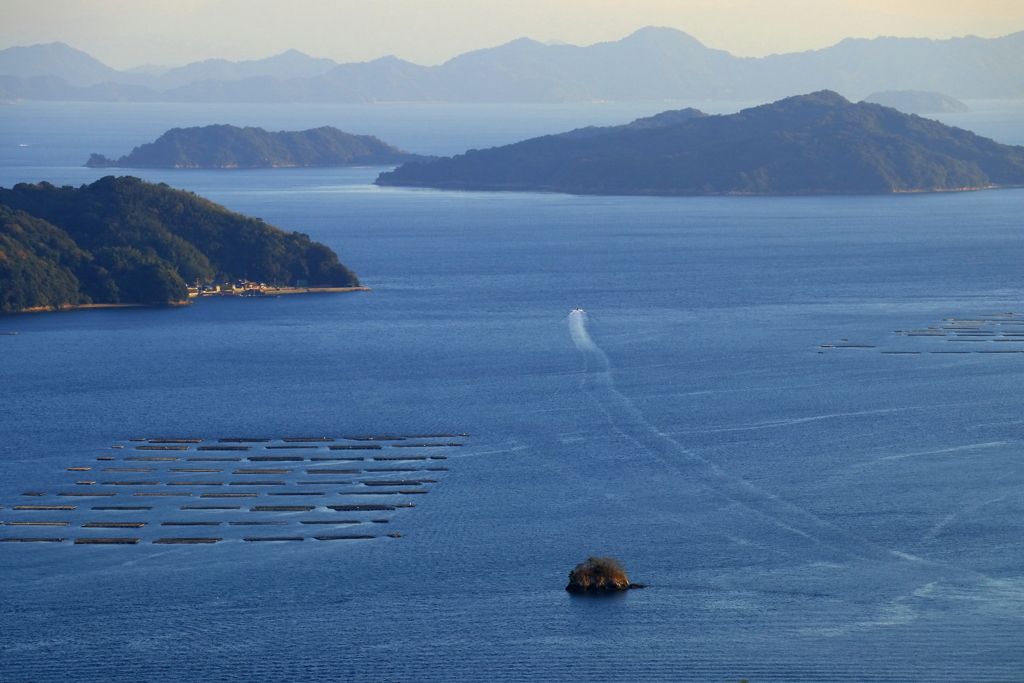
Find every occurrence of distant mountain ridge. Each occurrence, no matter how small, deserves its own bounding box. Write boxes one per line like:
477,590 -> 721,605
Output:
85,124 -> 427,168
3,28 -> 1024,103
375,91 -> 1024,195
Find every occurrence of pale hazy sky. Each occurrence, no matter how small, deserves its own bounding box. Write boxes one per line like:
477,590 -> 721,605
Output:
3,0 -> 1024,69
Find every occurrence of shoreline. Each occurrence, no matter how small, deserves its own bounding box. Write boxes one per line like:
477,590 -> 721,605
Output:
3,287 -> 371,316
5,301 -> 192,315
191,286 -> 371,297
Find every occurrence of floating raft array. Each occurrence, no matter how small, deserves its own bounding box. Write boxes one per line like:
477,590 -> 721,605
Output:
829,312 -> 1024,354
4,431 -> 462,548
306,469 -> 359,474
134,493 -> 192,497
58,493 -> 116,497
230,521 -> 287,525
314,535 -> 374,540
301,520 -> 359,524
338,491 -> 398,495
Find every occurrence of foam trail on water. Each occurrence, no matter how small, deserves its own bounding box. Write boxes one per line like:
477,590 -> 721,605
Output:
568,309 -> 599,354
566,309 -> 994,577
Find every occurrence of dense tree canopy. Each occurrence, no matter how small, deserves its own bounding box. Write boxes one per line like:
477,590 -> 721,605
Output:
0,176 -> 359,312
377,91 -> 1024,195
86,125 -> 425,169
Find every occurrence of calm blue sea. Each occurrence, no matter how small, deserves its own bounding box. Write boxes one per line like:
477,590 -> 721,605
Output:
1,101 -> 1024,682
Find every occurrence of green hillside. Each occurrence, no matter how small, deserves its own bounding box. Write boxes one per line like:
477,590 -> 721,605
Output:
376,91 -> 1024,195
0,176 -> 358,313
86,124 -> 425,169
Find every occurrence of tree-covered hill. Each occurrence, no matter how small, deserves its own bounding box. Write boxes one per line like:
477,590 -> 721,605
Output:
376,91 -> 1024,195
0,176 -> 358,313
85,124 -> 426,169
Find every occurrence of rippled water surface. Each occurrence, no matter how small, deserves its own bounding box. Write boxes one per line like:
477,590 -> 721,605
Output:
1,102 -> 1024,682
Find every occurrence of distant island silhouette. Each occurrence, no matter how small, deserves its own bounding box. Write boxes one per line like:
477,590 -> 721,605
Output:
86,125 -> 428,169
0,176 -> 359,313
376,91 -> 1024,196
862,90 -> 969,115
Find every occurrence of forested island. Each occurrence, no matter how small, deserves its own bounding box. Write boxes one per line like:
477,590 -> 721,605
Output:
86,124 -> 427,169
376,91 -> 1024,196
0,176 -> 359,313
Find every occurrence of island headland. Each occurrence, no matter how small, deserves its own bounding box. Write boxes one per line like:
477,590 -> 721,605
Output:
86,124 -> 430,169
375,91 -> 1024,196
0,176 -> 361,314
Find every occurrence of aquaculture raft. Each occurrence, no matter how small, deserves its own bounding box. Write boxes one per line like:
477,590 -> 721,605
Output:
1,431 -> 464,548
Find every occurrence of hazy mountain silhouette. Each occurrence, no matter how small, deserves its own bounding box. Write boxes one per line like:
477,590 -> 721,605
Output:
3,28 -> 1024,103
0,42 -> 121,87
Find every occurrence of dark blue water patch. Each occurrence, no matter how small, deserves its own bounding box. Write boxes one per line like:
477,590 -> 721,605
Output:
2,105 -> 1024,681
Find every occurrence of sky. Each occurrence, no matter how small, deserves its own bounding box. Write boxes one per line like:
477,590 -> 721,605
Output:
2,0 -> 1024,69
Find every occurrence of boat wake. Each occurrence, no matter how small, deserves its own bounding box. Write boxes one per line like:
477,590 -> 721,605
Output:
565,308 -> 999,582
